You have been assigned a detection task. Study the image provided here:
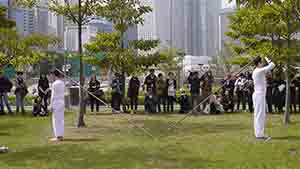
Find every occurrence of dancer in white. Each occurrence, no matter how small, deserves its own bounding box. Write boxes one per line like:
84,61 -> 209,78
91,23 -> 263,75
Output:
252,57 -> 275,140
50,70 -> 65,142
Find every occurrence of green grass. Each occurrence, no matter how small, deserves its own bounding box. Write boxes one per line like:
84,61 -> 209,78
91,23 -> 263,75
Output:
1,112 -> 300,169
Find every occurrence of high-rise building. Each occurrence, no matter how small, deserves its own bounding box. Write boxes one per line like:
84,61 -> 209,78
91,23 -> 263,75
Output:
137,0 -> 157,40
1,0 -> 49,36
218,0 -> 236,55
48,12 -> 65,48
64,17 -> 115,52
138,0 -> 221,57
13,8 -> 36,36
34,0 -> 49,35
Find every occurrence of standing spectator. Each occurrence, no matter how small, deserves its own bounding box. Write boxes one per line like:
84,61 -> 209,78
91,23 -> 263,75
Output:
234,73 -> 247,112
111,73 -> 123,113
201,75 -> 213,111
143,69 -> 157,113
290,75 -> 297,113
38,74 -> 50,113
221,74 -> 235,97
15,72 -> 28,115
88,75 -> 101,113
244,72 -> 254,113
143,69 -> 157,95
273,78 -> 285,113
0,71 -> 13,115
295,76 -> 300,111
128,75 -> 140,112
156,73 -> 166,113
188,72 -> 201,114
266,73 -> 274,113
166,72 -> 177,113
203,70 -> 214,85
221,74 -> 235,110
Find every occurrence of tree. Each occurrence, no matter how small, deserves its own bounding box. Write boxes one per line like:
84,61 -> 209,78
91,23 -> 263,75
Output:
85,32 -> 167,75
92,0 -> 159,111
226,0 -> 300,124
25,0 -> 106,127
157,47 -> 185,86
0,6 -> 15,29
0,5 -> 58,70
99,0 -> 152,48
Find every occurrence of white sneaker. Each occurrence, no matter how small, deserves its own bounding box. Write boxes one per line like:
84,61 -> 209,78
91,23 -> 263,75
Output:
0,146 -> 8,153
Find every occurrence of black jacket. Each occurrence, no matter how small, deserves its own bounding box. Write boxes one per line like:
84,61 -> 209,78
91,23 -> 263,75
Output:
0,76 -> 13,93
89,80 -> 100,93
38,77 -> 50,96
128,77 -> 140,98
144,74 -> 157,94
188,77 -> 201,95
112,78 -> 124,95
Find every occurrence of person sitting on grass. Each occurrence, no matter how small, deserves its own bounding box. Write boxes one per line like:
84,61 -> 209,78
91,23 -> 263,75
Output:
220,90 -> 234,113
144,89 -> 156,114
208,92 -> 224,115
178,89 -> 190,114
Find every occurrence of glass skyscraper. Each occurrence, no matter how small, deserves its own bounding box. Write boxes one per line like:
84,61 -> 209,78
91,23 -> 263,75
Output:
138,0 -> 221,57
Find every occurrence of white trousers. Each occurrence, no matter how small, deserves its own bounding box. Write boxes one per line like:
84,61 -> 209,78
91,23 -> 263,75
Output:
52,104 -> 64,137
252,92 -> 266,138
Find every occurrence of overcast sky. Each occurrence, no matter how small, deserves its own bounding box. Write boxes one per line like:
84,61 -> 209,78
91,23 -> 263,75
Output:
222,0 -> 236,9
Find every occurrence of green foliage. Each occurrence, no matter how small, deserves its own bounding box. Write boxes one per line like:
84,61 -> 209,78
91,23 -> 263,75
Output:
0,4 -> 58,70
0,6 -> 15,29
0,27 -> 59,69
157,47 -> 185,74
84,32 -> 166,75
85,32 -> 121,53
226,0 -> 300,65
85,0 -> 162,76
130,39 -> 160,51
100,0 -> 152,34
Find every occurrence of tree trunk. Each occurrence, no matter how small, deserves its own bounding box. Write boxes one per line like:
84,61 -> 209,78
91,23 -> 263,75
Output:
284,65 -> 291,125
77,0 -> 86,128
283,15 -> 291,125
177,67 -> 181,88
120,31 -> 127,112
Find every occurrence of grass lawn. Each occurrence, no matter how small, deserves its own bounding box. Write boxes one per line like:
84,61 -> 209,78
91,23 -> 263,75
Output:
1,111 -> 300,169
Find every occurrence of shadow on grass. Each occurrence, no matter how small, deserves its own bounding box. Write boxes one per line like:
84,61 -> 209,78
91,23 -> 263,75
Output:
62,138 -> 101,142
0,132 -> 10,136
0,123 -> 23,136
272,136 -> 300,141
131,118 -> 248,138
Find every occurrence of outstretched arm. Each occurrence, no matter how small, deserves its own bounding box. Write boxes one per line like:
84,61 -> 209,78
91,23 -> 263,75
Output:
261,57 -> 275,73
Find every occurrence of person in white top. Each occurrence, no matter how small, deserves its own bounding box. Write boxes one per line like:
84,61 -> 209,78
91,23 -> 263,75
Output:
252,57 -> 275,140
50,70 -> 65,142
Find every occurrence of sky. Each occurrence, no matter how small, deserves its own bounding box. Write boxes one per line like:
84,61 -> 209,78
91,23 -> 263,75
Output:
222,0 -> 236,9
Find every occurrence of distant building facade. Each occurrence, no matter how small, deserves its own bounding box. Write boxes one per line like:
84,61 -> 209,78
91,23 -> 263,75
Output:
138,0 -> 221,57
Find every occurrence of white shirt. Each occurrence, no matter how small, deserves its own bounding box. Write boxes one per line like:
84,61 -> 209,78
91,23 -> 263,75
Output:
50,79 -> 65,107
252,62 -> 275,94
